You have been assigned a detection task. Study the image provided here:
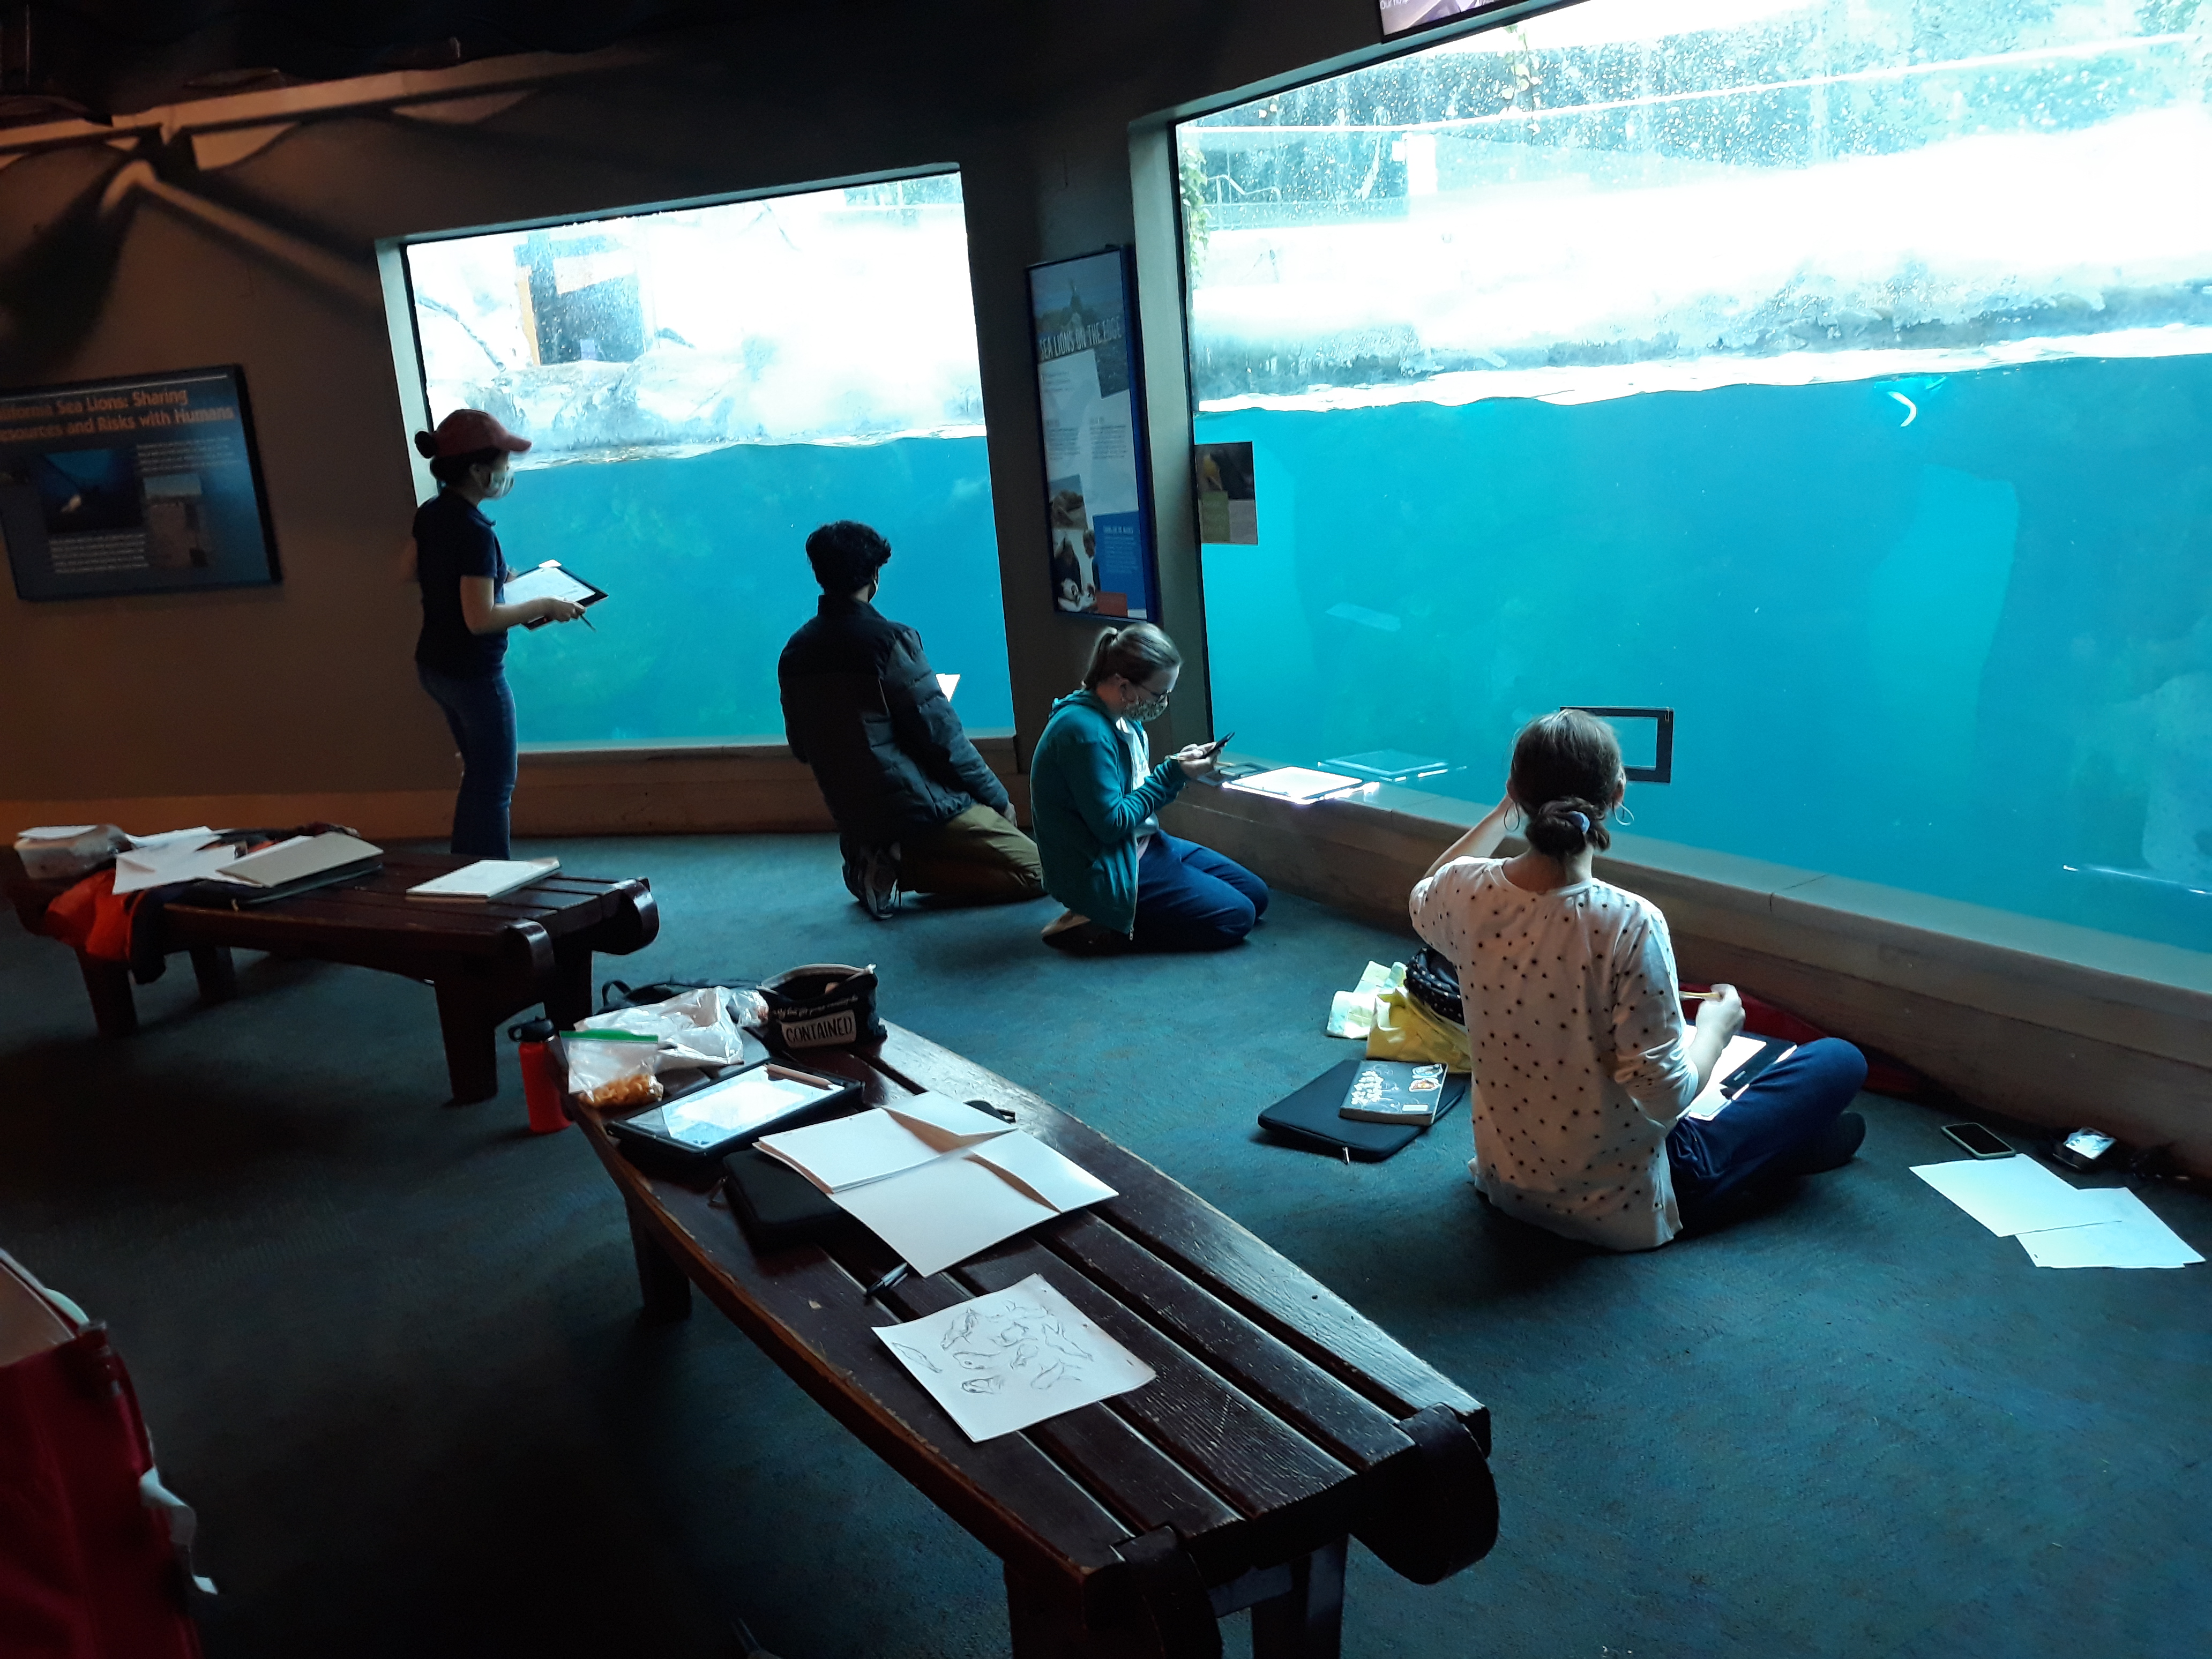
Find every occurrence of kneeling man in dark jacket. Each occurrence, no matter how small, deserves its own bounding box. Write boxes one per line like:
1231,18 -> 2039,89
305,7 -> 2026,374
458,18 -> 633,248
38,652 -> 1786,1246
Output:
779,520 -> 1044,918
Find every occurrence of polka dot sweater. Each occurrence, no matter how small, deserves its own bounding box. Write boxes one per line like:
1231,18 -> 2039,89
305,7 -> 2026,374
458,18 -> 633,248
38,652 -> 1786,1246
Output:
1410,857 -> 1699,1252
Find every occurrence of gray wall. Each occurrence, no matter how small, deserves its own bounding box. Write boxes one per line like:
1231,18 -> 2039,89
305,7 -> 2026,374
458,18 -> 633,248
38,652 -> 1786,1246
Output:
0,1 -> 1394,819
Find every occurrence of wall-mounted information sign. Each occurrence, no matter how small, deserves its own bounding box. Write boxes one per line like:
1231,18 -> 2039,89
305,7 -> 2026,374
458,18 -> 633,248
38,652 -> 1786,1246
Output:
0,365 -> 280,601
1028,246 -> 1159,621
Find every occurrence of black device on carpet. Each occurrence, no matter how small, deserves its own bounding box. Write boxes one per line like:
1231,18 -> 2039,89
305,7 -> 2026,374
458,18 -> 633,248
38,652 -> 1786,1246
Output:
1259,1057 -> 1468,1161
1941,1121 -> 2014,1159
2052,1128 -> 2120,1171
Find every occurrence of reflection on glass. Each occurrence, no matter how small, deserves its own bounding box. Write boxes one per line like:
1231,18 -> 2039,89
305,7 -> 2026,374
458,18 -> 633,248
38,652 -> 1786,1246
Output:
401,174 -> 1008,744
1178,0 -> 2212,951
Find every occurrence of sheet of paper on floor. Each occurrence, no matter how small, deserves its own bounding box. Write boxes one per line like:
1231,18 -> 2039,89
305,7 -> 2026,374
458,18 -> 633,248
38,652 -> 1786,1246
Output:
873,1273 -> 1155,1441
1909,1156 -> 2111,1237
2014,1187 -> 2204,1269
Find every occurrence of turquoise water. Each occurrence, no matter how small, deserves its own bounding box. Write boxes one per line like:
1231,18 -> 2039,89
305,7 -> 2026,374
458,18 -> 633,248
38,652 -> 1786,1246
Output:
487,436 -> 1010,744
1197,354 -> 2212,953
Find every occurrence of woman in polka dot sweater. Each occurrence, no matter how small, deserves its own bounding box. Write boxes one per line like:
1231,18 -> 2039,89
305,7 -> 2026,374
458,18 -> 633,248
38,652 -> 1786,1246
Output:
1409,710 -> 1866,1250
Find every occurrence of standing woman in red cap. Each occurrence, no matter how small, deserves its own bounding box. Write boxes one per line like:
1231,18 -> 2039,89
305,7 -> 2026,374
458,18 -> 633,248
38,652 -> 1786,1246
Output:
399,409 -> 584,858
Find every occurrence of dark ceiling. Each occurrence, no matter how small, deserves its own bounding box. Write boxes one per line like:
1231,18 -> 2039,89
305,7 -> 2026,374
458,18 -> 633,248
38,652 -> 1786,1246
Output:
0,2 -> 744,123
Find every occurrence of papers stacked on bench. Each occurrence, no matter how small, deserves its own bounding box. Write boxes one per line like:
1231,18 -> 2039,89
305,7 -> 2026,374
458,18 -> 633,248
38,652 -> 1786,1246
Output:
757,1093 -> 1115,1276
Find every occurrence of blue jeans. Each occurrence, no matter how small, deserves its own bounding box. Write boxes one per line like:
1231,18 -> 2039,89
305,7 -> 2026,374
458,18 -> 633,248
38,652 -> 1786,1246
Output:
417,664 -> 517,860
1131,833 -> 1269,951
1667,1038 -> 1867,1223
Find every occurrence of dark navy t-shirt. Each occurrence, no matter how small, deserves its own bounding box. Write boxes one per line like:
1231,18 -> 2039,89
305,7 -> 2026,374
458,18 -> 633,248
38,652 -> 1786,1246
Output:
412,490 -> 510,678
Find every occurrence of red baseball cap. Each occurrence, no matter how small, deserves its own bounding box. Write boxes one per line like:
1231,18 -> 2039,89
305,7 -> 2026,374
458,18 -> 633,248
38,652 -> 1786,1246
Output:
425,408 -> 530,457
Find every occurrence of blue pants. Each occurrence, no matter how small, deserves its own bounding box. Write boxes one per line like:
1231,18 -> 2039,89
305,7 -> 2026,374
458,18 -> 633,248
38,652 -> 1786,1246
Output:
1131,833 -> 1269,951
417,664 -> 518,860
1667,1037 -> 1867,1223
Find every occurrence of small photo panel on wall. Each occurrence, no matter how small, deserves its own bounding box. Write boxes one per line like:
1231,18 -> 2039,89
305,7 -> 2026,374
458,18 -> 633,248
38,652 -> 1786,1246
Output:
0,365 -> 280,601
1028,247 -> 1159,621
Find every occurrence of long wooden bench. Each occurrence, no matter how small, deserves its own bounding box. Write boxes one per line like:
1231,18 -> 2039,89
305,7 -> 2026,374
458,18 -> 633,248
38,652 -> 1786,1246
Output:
578,1022 -> 1498,1657
3,849 -> 657,1105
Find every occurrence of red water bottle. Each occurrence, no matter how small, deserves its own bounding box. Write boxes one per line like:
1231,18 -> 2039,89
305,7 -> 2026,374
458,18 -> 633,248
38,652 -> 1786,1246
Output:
510,1018 -> 570,1134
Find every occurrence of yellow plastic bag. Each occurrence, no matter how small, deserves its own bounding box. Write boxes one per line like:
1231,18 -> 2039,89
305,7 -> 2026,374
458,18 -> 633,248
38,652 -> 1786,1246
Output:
1365,986 -> 1471,1073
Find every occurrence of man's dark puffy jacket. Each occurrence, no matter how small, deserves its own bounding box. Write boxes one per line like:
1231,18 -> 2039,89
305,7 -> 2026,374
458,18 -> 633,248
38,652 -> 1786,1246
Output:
779,595 -> 1009,846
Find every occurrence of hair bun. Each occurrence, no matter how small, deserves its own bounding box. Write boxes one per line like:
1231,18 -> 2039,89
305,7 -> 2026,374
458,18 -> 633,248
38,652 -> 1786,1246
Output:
1525,795 -> 1608,858
413,430 -> 439,459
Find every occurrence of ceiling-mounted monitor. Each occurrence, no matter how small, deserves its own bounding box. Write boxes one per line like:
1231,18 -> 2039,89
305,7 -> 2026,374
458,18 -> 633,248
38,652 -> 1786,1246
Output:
1379,0 -> 1520,40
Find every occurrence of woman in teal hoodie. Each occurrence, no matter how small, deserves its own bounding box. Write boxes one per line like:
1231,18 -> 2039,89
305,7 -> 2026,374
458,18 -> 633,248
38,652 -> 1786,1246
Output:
1029,623 -> 1270,952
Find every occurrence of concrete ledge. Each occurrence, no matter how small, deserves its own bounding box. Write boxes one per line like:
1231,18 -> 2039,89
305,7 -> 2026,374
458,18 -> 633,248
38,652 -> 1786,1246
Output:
1162,778 -> 2212,1173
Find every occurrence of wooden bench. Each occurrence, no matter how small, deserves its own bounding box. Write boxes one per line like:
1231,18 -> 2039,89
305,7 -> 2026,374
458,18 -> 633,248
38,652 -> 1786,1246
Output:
3,850 -> 657,1105
578,1023 -> 1498,1658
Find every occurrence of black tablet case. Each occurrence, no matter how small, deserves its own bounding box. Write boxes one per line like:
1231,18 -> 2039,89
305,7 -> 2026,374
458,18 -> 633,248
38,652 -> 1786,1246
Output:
720,1148 -> 856,1249
1257,1056 -> 1468,1162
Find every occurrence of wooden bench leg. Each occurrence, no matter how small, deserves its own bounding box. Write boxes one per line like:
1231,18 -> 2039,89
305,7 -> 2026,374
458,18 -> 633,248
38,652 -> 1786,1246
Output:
627,1199 -> 692,1324
545,944 -> 593,1029
1005,1567 -> 1155,1658
76,952 -> 138,1038
432,978 -> 500,1104
189,945 -> 237,1004
1249,1540 -> 1344,1659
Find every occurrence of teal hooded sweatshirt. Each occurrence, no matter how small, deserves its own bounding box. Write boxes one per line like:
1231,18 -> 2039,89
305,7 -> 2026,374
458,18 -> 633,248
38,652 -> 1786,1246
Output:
1028,689 -> 1188,934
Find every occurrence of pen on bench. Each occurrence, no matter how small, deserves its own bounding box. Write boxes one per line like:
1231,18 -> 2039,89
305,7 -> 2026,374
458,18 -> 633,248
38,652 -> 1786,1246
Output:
863,1262 -> 910,1300
967,1099 -> 1018,1123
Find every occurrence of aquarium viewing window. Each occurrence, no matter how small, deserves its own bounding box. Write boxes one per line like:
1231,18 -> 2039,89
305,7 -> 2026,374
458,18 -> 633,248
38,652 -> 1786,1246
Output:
396,171 -> 1008,748
1175,0 -> 2212,955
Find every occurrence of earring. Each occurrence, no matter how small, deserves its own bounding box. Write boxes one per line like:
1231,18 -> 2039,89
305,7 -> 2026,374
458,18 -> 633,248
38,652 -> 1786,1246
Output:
1612,802 -> 1635,827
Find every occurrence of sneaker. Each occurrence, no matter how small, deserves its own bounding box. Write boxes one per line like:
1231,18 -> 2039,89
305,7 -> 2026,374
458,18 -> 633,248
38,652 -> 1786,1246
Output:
858,844 -> 901,921
1774,1111 -> 1866,1178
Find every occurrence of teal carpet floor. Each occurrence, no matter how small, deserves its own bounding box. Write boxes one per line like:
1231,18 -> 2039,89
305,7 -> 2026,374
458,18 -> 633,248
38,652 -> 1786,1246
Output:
1,832 -> 2206,1657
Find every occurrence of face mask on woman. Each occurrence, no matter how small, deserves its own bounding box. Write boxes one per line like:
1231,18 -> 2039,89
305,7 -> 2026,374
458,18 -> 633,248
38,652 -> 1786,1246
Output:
1125,688 -> 1170,724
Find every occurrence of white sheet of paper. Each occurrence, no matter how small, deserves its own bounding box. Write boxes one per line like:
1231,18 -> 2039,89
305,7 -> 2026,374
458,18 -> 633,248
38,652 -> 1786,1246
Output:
879,1092 -> 1015,1150
1683,1034 -> 1777,1121
2014,1187 -> 2204,1268
112,836 -> 237,895
937,672 -> 960,700
1911,1157 -> 2108,1237
502,562 -> 597,606
872,1274 -> 1156,1441
1222,766 -> 1365,804
968,1131 -> 1117,1213
832,1155 -> 1057,1278
758,1096 -> 1007,1194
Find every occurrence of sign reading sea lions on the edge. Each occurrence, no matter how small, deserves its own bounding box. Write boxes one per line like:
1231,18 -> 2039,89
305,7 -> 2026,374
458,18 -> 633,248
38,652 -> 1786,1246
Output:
1027,248 -> 1159,621
0,365 -> 280,601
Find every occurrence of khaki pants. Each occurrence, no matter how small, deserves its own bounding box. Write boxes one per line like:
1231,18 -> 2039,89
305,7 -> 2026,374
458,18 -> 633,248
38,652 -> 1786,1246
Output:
898,804 -> 1045,905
